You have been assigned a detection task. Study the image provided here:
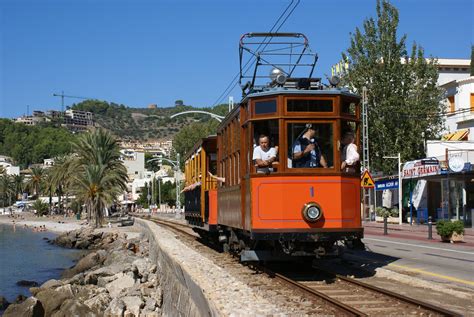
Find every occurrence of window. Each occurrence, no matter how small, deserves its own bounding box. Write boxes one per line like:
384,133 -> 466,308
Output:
342,99 -> 357,115
254,100 -> 276,115
287,123 -> 333,169
448,96 -> 455,113
340,121 -> 360,173
287,99 -> 332,112
252,120 -> 280,173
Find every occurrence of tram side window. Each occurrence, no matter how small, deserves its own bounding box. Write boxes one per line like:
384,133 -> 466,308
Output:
340,121 -> 359,173
288,123 -> 333,168
252,120 -> 279,173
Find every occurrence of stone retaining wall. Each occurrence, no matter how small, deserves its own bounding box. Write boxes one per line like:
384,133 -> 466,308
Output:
135,219 -> 218,316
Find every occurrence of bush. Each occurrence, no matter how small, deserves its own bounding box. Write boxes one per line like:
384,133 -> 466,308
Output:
436,220 -> 464,237
390,208 -> 399,217
375,207 -> 391,218
32,199 -> 49,216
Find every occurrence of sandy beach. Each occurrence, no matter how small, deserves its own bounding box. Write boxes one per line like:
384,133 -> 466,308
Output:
0,212 -> 85,234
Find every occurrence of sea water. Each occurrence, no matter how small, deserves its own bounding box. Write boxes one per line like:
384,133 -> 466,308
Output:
0,223 -> 84,304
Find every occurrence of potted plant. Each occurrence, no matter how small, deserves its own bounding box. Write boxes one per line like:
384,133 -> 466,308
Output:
436,220 -> 464,243
375,207 -> 391,222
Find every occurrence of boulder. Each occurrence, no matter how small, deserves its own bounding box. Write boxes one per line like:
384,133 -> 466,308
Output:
54,235 -> 74,248
75,239 -> 92,250
97,275 -> 119,288
17,280 -> 39,287
105,273 -> 136,298
40,279 -> 63,289
36,288 -> 73,316
55,284 -> 75,298
131,258 -> 149,276
0,295 -> 10,310
84,292 -> 111,314
3,297 -> 44,317
14,294 -> 27,303
75,285 -> 107,301
139,309 -> 160,317
51,299 -> 97,317
144,297 -> 157,311
104,298 -> 125,317
121,296 -> 144,317
29,287 -> 41,296
65,272 -> 85,285
62,252 -> 104,278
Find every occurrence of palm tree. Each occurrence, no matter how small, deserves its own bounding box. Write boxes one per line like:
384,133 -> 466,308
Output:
27,167 -> 45,199
72,129 -> 127,227
0,174 -> 14,210
13,174 -> 25,201
50,155 -> 76,213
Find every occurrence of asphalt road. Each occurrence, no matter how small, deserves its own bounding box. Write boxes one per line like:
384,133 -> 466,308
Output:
346,234 -> 474,290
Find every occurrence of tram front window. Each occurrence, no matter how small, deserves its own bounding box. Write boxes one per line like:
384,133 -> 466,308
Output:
288,123 -> 333,169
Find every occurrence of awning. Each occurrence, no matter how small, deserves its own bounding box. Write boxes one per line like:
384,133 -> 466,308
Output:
442,129 -> 469,141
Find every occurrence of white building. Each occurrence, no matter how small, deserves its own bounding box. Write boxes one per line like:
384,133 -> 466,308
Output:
0,156 -> 20,175
442,76 -> 474,140
121,149 -> 146,180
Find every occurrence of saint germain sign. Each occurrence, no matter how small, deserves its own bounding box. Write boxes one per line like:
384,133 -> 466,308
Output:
402,158 -> 441,179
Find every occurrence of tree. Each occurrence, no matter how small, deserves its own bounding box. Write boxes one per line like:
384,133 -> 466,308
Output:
27,167 -> 45,198
72,129 -> 128,227
50,155 -> 76,213
172,120 -> 219,164
342,0 -> 444,174
0,174 -> 14,208
12,174 -> 24,201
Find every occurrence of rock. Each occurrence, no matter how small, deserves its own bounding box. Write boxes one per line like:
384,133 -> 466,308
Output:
75,285 -> 106,301
105,273 -> 136,298
62,252 -> 104,278
55,284 -> 75,298
121,296 -> 144,317
149,264 -> 157,274
139,309 -> 160,317
3,297 -> 44,317
14,294 -> 27,303
84,273 -> 98,285
51,299 -> 97,317
29,287 -> 41,296
104,298 -> 125,317
152,288 -> 163,308
54,234 -> 74,248
0,295 -> 10,310
132,258 -> 149,276
40,279 -> 63,289
84,292 -> 111,314
17,280 -> 39,287
65,272 -> 85,285
36,288 -> 73,316
75,239 -> 91,249
145,297 -> 157,311
140,273 -> 148,283
97,275 -> 119,288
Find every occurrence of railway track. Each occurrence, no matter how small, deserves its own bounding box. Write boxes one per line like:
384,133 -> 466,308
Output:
135,214 -> 460,316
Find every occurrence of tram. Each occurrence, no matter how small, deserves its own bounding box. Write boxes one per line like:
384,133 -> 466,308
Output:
183,33 -> 363,261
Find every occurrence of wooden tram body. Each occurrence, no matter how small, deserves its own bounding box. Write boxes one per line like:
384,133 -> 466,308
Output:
183,33 -> 363,261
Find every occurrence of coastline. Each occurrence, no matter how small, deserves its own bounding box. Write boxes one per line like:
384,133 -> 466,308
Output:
0,213 -> 85,234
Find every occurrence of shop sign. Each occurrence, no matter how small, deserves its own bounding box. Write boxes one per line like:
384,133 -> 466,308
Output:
402,159 -> 441,179
375,179 -> 399,191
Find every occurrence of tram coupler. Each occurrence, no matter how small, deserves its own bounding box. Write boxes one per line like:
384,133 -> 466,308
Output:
428,216 -> 433,240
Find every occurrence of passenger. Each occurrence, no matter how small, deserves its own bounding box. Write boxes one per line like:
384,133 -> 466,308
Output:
208,171 -> 225,183
292,124 -> 327,168
341,131 -> 359,173
252,134 -> 278,173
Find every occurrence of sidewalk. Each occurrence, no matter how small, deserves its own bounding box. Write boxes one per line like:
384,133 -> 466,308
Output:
363,221 -> 474,248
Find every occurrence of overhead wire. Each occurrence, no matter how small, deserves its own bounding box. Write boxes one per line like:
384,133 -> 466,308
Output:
211,0 -> 300,108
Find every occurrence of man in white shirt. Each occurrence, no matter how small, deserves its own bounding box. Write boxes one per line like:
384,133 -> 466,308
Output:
252,135 -> 277,173
341,131 -> 359,173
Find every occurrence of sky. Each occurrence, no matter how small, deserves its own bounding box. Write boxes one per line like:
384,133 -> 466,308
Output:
0,0 -> 472,118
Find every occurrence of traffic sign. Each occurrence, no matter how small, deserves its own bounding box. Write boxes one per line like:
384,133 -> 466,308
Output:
361,170 -> 375,188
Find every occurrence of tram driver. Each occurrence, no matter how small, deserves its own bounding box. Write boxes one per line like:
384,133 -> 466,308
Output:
253,134 -> 278,173
292,124 -> 328,168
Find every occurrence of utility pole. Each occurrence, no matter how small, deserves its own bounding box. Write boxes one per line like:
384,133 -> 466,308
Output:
361,87 -> 372,220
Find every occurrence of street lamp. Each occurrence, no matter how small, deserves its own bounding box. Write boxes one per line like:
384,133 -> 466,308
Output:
146,153 -> 181,212
383,153 -> 402,225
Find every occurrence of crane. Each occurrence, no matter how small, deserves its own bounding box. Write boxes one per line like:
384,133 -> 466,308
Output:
52,91 -> 94,112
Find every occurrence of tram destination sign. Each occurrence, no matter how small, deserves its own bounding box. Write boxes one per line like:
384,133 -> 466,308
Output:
375,179 -> 399,191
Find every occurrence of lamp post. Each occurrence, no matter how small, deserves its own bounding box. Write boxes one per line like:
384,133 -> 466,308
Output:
383,153 -> 402,225
146,153 -> 181,212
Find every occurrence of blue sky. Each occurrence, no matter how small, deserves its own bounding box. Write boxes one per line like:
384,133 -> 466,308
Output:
0,0 -> 472,118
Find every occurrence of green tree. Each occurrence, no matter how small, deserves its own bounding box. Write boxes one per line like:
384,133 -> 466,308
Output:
0,174 -> 14,209
50,155 -> 76,213
12,174 -> 25,201
342,0 -> 443,174
172,120 -> 219,164
26,167 -> 45,198
72,129 -> 128,227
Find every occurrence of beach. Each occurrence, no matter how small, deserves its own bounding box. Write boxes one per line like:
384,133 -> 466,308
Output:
0,212 -> 85,234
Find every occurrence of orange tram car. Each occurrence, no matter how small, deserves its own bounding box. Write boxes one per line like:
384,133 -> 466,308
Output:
183,33 -> 364,261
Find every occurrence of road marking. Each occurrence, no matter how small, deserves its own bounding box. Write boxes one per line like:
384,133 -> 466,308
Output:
364,237 -> 474,255
388,263 -> 474,286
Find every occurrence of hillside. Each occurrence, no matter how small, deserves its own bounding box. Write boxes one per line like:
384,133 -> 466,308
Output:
71,100 -> 228,141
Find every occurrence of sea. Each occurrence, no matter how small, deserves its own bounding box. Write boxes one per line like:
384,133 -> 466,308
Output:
0,223 -> 84,306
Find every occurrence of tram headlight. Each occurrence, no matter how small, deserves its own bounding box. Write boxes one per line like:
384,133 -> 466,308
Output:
302,202 -> 322,222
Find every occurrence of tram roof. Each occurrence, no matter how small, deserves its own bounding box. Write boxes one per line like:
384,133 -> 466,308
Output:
243,87 -> 360,101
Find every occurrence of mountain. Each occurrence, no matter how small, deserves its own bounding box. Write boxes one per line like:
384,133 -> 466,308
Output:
71,100 -> 228,141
